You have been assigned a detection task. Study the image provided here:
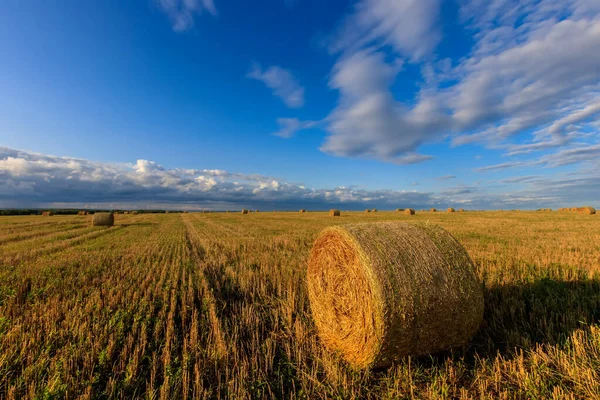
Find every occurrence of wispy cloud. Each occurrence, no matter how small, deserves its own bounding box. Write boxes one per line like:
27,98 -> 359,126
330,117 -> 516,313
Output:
274,118 -> 319,138
247,62 -> 305,108
158,0 -> 217,32
282,0 -> 600,167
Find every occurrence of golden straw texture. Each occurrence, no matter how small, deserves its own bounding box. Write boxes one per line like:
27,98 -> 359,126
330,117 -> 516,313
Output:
92,213 -> 114,227
578,206 -> 596,215
307,221 -> 484,369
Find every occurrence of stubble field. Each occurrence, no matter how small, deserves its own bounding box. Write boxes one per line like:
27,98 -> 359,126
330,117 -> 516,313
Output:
0,211 -> 599,399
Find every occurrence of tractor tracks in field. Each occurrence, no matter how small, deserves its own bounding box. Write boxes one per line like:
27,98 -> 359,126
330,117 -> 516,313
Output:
0,225 -> 129,265
181,214 -> 228,360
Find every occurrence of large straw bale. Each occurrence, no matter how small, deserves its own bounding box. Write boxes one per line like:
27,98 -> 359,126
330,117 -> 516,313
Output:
307,221 -> 484,369
299,209 -> 306,213
365,209 -> 371,213
404,208 -> 415,215
430,208 -> 437,212
92,212 -> 114,227
578,206 -> 596,215
329,209 -> 341,217
447,208 -> 456,213
241,209 -> 249,214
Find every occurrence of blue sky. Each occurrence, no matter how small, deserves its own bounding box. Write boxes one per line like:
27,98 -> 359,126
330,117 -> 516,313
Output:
1,0 -> 599,210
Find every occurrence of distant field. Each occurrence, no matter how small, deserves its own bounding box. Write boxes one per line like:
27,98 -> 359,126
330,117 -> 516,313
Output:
0,211 -> 599,399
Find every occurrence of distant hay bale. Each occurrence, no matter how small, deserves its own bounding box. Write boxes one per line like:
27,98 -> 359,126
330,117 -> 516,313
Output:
92,212 -> 114,227
241,209 -> 249,214
299,209 -> 307,213
78,211 -> 87,216
395,208 -> 404,212
404,208 -> 415,215
255,209 -> 259,213
329,209 -> 341,217
131,211 -> 139,215
365,209 -> 371,213
430,208 -> 437,212
447,208 -> 456,213
578,206 -> 596,215
459,208 -> 465,212
42,211 -> 54,216
165,211 -> 170,214
124,211 -> 129,214
372,209 -> 378,213
570,207 -> 578,211
307,221 -> 484,369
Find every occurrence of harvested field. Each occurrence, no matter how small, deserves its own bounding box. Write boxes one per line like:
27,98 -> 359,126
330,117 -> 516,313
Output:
0,211 -> 599,398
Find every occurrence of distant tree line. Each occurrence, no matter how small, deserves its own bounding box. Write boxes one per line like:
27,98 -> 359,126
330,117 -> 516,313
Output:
0,209 -> 184,216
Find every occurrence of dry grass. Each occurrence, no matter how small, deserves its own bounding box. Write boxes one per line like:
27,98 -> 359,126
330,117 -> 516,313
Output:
307,222 -> 483,368
0,211 -> 599,398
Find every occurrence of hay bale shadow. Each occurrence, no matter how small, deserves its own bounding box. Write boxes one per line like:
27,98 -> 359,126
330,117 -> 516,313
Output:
396,276 -> 600,370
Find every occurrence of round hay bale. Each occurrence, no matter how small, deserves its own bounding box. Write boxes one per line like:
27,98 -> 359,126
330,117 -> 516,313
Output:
241,209 -> 249,214
372,209 -> 378,213
447,208 -> 456,213
578,206 -> 596,215
459,208 -> 465,212
307,221 -> 484,369
395,208 -> 404,212
430,208 -> 437,212
570,207 -> 578,211
42,211 -> 54,216
365,209 -> 371,213
404,208 -> 415,215
78,211 -> 87,216
329,209 -> 341,217
92,212 -> 114,227
131,211 -> 139,215
255,209 -> 259,213
299,209 -> 306,213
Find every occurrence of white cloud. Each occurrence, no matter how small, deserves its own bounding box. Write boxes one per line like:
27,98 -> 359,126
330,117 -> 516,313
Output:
247,62 -> 305,108
274,118 -> 319,138
329,0 -> 442,61
158,0 -> 217,32
284,0 -> 600,168
1,147 -> 598,209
